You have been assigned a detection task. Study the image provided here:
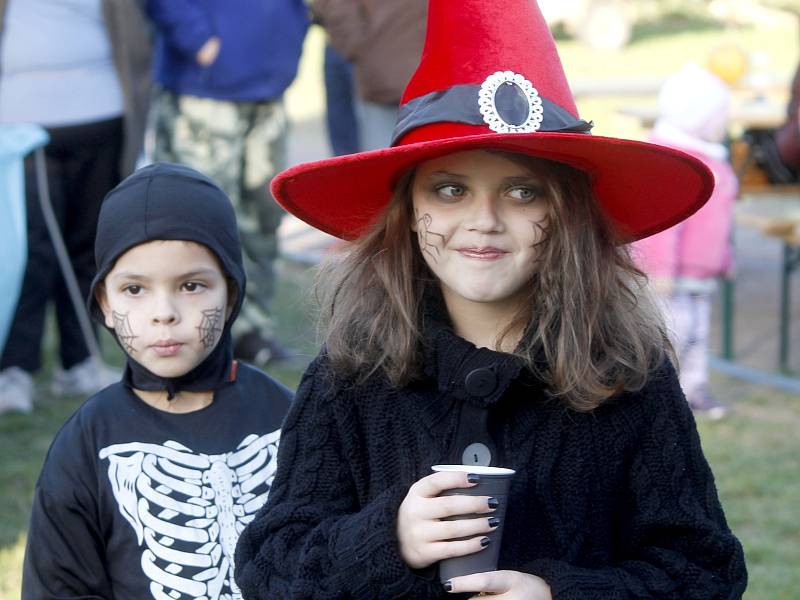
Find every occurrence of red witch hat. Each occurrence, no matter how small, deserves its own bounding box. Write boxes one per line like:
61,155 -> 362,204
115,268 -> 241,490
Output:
273,0 -> 713,241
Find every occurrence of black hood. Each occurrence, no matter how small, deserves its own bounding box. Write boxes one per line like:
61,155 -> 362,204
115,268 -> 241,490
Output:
88,162 -> 245,398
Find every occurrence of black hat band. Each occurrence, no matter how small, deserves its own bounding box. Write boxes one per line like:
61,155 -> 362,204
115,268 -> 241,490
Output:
392,71 -> 593,146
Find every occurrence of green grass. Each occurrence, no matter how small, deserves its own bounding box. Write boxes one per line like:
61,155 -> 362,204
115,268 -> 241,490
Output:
698,379 -> 800,598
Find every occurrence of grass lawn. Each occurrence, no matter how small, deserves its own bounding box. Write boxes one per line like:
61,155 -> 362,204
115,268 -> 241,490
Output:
3,8 -> 800,599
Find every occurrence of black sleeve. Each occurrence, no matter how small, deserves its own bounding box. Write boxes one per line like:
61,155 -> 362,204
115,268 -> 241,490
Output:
22,420 -> 113,599
234,356 -> 443,599
525,363 -> 747,599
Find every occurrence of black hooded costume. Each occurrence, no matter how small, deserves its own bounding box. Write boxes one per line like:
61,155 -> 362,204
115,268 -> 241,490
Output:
22,163 -> 293,600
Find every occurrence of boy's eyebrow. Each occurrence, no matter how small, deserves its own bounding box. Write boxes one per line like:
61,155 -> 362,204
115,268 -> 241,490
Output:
110,268 -> 220,281
110,272 -> 152,282
179,268 -> 221,279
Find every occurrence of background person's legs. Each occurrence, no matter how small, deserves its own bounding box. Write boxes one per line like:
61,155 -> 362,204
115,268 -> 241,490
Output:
672,293 -> 711,397
50,118 -> 124,395
355,100 -> 398,151
236,100 -> 287,334
151,91 -> 291,364
666,291 -> 726,418
0,118 -> 122,409
52,117 -> 123,370
0,150 -> 64,376
151,90 -> 247,204
323,44 -> 360,156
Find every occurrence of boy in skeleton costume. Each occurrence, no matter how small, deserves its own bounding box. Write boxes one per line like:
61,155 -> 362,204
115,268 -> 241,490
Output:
22,163 -> 292,600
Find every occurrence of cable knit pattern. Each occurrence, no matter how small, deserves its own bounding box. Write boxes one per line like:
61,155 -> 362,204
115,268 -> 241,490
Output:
235,322 -> 746,599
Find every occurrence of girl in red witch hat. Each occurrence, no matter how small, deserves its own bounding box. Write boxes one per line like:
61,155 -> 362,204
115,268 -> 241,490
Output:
235,1 -> 747,598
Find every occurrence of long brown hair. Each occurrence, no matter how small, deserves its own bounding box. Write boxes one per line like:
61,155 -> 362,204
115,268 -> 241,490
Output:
317,151 -> 669,411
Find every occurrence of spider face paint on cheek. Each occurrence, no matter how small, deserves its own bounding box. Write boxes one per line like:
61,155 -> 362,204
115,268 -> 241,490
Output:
529,217 -> 549,249
112,310 -> 139,354
197,307 -> 224,350
415,208 -> 447,264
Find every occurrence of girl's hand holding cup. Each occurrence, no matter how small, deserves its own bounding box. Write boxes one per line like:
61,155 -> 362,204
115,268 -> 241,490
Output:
397,471 -> 499,569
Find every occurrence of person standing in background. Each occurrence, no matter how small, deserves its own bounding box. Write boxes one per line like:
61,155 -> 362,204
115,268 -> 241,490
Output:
145,0 -> 309,368
634,63 -> 738,420
0,0 -> 152,415
313,0 -> 427,151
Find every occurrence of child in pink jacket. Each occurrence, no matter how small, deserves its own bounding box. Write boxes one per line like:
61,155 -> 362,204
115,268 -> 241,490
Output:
634,63 -> 738,419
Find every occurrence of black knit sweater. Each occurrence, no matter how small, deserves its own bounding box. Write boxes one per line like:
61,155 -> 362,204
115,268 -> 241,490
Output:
234,320 -> 746,599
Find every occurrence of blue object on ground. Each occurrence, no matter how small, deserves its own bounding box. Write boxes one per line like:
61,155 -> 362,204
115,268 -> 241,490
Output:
0,123 -> 49,354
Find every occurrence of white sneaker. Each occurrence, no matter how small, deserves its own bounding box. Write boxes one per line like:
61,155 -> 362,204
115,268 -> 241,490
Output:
0,367 -> 34,415
51,357 -> 121,397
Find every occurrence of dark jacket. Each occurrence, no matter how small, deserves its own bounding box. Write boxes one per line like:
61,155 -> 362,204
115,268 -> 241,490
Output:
235,314 -> 747,599
0,0 -> 152,175
146,0 -> 308,102
22,363 -> 292,599
313,0 -> 426,105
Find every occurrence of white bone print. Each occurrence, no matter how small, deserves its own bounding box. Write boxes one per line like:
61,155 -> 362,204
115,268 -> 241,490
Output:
100,432 -> 280,599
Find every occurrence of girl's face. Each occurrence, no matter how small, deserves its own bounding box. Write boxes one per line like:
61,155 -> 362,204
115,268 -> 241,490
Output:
411,150 -> 549,312
98,240 -> 232,379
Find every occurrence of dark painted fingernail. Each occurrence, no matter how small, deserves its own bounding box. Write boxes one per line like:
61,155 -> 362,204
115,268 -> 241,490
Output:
488,516 -> 500,528
443,580 -> 453,592
480,536 -> 491,547
488,497 -> 499,509
467,473 -> 480,484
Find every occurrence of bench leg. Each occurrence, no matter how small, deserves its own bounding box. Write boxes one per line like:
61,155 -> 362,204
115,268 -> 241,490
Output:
721,277 -> 735,360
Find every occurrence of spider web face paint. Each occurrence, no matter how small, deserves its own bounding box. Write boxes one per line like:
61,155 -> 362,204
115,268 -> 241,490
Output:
113,311 -> 138,354
197,307 -> 223,350
529,217 -> 549,250
415,209 -> 446,264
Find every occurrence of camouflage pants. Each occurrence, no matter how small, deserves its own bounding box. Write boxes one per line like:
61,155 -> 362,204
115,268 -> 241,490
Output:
151,89 -> 287,336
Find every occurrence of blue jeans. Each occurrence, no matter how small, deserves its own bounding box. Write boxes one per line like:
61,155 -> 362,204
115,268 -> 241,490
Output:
323,44 -> 360,156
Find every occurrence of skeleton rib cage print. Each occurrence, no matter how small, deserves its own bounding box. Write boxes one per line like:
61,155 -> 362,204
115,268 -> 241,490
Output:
99,431 -> 280,600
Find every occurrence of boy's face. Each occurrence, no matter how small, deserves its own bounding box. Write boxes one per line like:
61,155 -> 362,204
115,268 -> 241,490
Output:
98,240 -> 232,379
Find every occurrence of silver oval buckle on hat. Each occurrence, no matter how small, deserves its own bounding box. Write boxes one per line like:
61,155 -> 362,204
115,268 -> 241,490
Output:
478,71 -> 544,134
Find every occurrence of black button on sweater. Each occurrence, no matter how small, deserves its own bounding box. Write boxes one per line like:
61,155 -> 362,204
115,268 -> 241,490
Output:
464,368 -> 498,397
234,321 -> 746,599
